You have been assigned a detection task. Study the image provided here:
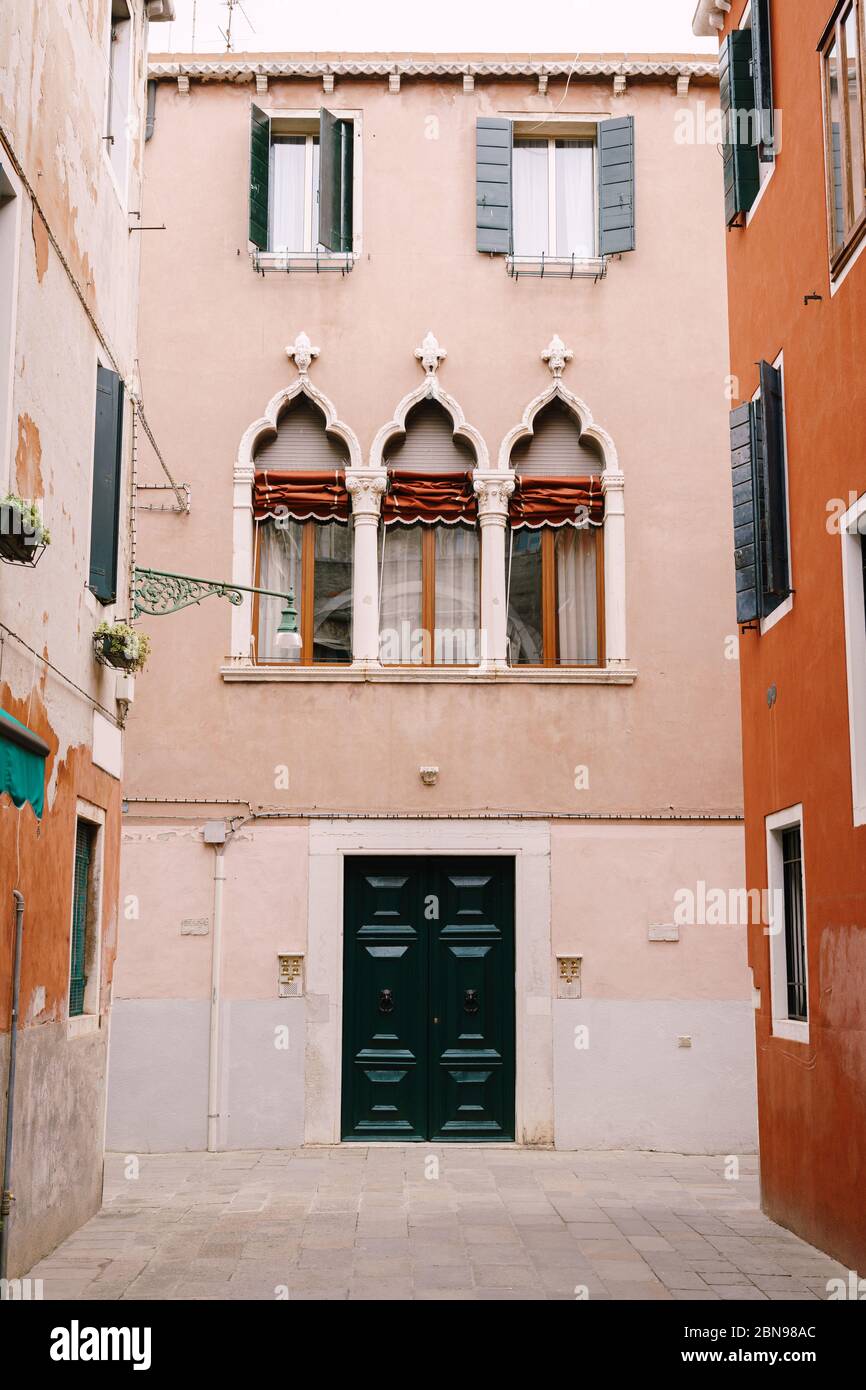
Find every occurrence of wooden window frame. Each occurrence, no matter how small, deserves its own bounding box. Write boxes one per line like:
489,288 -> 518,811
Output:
511,525 -> 605,669
269,127 -> 320,253
512,134 -> 598,258
252,517 -> 352,667
821,0 -> 866,275
380,522 -> 482,668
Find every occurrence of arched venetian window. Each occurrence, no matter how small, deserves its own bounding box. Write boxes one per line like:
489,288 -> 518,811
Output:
379,400 -> 480,666
253,395 -> 353,665
506,398 -> 605,667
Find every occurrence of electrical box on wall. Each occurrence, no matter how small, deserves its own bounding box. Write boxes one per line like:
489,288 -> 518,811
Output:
277,953 -> 304,998
556,955 -> 582,999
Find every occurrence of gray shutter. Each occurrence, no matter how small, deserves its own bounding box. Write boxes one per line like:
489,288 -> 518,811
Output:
319,109 -> 353,253
720,31 -> 760,225
751,0 -> 775,159
89,366 -> 124,604
249,103 -> 270,250
598,116 -> 635,255
758,360 -> 789,599
730,401 -> 762,624
476,118 -> 512,253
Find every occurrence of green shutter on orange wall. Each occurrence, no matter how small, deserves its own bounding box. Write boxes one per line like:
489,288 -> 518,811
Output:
69,821 -> 94,1017
720,30 -> 760,225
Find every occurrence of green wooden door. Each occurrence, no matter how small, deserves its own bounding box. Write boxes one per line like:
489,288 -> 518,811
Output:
342,857 -> 515,1142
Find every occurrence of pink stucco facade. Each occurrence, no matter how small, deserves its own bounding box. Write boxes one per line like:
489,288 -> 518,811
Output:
108,53 -> 757,1153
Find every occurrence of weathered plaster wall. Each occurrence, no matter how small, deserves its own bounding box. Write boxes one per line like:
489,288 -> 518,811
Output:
719,0 -> 866,1271
0,1 -> 157,1276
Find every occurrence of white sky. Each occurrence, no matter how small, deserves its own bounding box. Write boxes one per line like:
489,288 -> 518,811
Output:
156,0 -> 714,57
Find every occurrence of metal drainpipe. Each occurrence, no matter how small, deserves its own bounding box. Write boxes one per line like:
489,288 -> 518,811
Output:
206,849 -> 226,1152
145,80 -> 157,142
0,891 -> 25,1280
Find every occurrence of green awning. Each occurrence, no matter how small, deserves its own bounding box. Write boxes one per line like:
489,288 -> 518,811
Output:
0,708 -> 49,818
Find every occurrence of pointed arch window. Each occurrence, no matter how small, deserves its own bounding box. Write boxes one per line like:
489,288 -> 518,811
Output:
252,395 -> 353,664
379,400 -> 481,666
506,399 -> 605,667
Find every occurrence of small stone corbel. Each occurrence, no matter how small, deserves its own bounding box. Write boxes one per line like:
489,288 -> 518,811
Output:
613,74 -> 627,98
677,74 -> 691,98
389,71 -> 400,94
286,331 -> 320,376
177,73 -> 190,95
463,72 -> 475,93
415,331 -> 447,376
323,72 -> 335,94
538,72 -> 549,96
256,73 -> 268,95
541,334 -> 573,379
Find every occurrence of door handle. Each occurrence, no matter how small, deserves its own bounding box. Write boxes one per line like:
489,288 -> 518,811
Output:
463,989 -> 480,1014
378,988 -> 395,1015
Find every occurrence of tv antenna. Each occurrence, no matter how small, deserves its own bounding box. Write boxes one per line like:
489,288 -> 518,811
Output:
219,0 -> 256,53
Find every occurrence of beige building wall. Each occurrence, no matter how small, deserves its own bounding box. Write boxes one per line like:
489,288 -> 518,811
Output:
108,54 -> 757,1154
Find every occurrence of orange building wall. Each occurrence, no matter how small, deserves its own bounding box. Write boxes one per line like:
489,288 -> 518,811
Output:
721,0 -> 866,1270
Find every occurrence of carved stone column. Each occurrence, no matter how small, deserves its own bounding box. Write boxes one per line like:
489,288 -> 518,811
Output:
474,472 -> 516,667
346,470 -> 388,665
230,460 -> 256,666
601,469 -> 626,668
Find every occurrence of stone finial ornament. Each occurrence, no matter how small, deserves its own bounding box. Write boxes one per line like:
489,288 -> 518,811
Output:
415,331 -> 447,376
286,331 -> 320,376
542,334 -> 574,378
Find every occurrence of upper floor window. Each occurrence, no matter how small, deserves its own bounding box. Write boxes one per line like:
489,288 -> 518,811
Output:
476,117 -> 635,262
379,401 -> 480,666
513,136 -> 596,258
89,365 -> 125,604
821,0 -> 866,271
106,1 -> 133,198
765,806 -> 809,1042
250,107 -> 354,258
253,396 -> 352,664
506,400 -> 605,667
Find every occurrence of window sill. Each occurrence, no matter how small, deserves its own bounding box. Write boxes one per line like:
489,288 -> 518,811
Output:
221,662 -> 637,686
251,249 -> 355,276
770,1018 -> 809,1045
67,1013 -> 100,1040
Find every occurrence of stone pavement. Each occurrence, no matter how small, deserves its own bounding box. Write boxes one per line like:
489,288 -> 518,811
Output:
25,1147 -> 849,1301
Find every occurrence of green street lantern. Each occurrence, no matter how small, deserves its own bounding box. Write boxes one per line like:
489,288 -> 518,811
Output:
275,589 -> 302,653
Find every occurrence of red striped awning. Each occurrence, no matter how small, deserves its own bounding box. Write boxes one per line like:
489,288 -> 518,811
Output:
253,469 -> 349,522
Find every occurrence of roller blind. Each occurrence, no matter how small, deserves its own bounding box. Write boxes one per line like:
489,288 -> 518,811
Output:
385,401 -> 476,473
510,400 -> 604,475
254,396 -> 350,471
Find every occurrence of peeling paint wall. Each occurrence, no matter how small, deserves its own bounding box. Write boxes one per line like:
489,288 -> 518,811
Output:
0,1 -> 157,1277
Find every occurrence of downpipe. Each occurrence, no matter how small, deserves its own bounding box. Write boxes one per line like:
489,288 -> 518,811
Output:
206,851 -> 226,1152
0,890 -> 24,1280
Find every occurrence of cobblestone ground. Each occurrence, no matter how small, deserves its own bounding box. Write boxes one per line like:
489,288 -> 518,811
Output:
25,1148 -> 849,1301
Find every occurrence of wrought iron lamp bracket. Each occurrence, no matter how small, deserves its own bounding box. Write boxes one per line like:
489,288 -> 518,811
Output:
133,567 -> 292,618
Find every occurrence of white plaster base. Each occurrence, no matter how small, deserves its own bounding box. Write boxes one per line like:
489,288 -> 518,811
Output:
106,998 -> 305,1151
554,999 -> 758,1153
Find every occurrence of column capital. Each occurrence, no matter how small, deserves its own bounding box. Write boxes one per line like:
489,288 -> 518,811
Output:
600,468 -> 625,494
346,469 -> 388,518
473,471 -> 515,521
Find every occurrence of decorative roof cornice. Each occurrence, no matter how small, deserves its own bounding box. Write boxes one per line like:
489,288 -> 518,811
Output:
692,1 -> 731,38
148,52 -> 719,83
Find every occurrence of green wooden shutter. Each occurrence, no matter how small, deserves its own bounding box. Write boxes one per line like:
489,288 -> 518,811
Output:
476,118 -> 512,253
88,365 -> 124,604
731,401 -> 762,624
69,821 -> 93,1017
249,102 -> 270,250
599,116 -> 635,254
720,30 -> 760,225
758,360 -> 789,600
319,109 -> 353,253
751,0 -> 775,159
